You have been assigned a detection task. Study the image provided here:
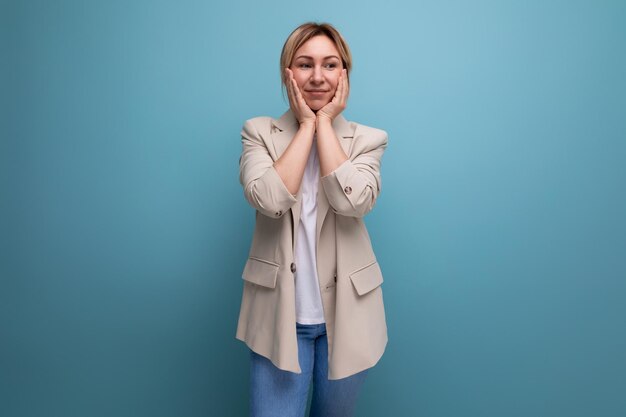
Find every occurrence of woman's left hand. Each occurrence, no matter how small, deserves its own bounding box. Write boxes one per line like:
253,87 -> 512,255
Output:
317,69 -> 349,123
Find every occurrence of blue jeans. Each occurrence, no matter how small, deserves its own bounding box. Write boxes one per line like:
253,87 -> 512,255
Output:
249,322 -> 369,417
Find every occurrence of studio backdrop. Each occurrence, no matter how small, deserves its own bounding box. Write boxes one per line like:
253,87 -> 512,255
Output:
2,1 -> 625,416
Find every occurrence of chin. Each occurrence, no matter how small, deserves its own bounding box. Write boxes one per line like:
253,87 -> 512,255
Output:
307,101 -> 328,112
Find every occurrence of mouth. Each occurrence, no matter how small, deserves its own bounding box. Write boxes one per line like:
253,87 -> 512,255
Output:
306,90 -> 329,97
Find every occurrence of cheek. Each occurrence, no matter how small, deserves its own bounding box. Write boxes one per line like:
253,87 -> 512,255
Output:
290,69 -> 306,87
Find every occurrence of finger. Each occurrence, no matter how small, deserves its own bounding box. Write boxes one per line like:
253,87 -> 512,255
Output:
284,68 -> 291,99
341,69 -> 350,107
285,69 -> 297,109
332,70 -> 344,106
329,74 -> 340,106
342,69 -> 348,99
286,69 -> 298,102
339,69 -> 346,103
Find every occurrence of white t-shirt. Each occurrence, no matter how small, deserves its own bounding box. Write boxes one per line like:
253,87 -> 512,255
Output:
294,135 -> 325,324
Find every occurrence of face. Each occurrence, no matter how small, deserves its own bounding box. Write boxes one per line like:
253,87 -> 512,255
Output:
289,35 -> 344,111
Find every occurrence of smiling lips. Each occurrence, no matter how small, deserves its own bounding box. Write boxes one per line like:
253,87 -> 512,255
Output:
306,90 -> 329,96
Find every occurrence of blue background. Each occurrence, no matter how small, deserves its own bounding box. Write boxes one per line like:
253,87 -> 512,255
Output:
2,0 -> 625,416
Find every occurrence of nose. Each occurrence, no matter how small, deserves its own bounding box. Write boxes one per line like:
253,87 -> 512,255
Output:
310,65 -> 324,84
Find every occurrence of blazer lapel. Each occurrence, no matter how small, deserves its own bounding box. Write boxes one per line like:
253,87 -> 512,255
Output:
271,110 -> 300,252
315,114 -> 354,254
271,110 -> 299,160
270,109 -> 356,256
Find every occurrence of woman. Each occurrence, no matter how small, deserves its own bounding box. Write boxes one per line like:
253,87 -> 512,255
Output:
236,22 -> 389,417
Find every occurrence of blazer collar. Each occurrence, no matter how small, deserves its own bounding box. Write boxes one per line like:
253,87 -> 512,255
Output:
272,108 -> 354,137
270,109 -> 355,159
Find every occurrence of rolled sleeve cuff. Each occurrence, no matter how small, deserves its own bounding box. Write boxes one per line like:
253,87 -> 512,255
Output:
321,159 -> 370,216
248,165 -> 298,218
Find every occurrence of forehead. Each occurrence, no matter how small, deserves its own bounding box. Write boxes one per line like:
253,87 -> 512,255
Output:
294,35 -> 340,59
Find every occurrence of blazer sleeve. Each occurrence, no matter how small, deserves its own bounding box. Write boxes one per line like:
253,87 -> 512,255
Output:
239,118 -> 297,219
320,127 -> 388,218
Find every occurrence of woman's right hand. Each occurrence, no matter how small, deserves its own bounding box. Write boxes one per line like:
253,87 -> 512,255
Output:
285,68 -> 316,127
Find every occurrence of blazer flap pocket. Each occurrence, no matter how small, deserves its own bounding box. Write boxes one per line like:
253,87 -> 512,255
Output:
242,257 -> 279,289
349,261 -> 384,296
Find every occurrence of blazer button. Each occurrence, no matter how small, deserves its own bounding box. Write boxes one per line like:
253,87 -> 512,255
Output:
333,273 -> 337,283
290,263 -> 296,273
344,186 -> 352,195
275,210 -> 282,217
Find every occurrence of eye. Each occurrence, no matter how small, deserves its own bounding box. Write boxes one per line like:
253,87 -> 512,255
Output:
298,63 -> 312,69
325,63 -> 338,69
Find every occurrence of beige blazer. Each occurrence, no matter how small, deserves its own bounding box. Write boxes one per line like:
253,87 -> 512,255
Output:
235,108 -> 388,380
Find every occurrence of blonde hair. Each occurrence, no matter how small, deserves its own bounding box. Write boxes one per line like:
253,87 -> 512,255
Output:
280,22 -> 352,95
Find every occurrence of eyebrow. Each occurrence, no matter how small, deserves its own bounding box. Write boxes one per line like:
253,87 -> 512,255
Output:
294,55 -> 340,60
